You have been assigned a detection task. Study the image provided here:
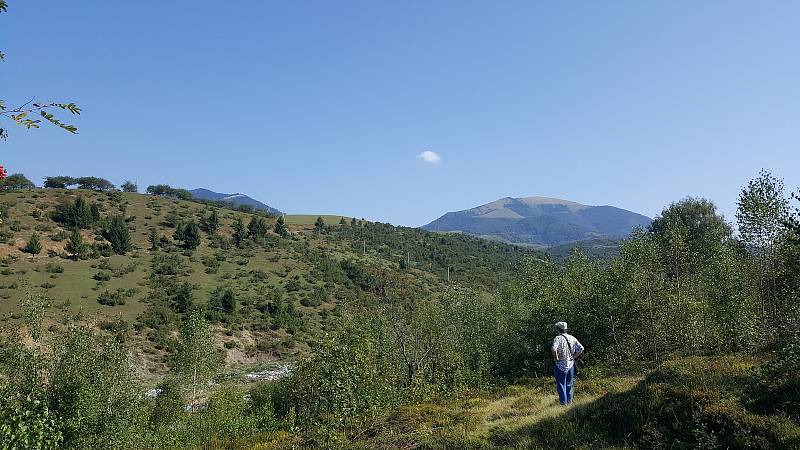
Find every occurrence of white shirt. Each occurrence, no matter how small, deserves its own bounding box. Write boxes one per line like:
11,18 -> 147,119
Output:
552,333 -> 584,372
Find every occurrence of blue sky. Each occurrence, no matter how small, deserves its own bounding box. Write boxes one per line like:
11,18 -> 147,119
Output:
2,1 -> 798,226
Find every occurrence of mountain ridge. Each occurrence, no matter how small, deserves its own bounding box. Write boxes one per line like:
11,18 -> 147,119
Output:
190,188 -> 282,215
422,196 -> 651,247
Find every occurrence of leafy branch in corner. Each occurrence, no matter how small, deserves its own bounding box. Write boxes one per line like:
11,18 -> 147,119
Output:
0,0 -> 81,140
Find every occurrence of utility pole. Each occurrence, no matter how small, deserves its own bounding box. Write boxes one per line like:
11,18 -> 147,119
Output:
447,266 -> 450,282
363,239 -> 366,255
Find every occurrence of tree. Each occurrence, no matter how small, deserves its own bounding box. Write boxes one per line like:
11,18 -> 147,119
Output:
148,228 -> 160,250
171,281 -> 194,314
201,209 -> 220,234
649,197 -> 733,271
75,176 -> 115,192
0,173 -> 35,190
232,217 -> 247,246
174,221 -> 201,250
0,2 -> 81,141
314,216 -> 325,235
339,217 -> 347,226
248,216 -> 268,239
43,176 -> 76,188
273,215 -> 288,237
52,196 -> 99,228
350,217 -> 357,227
103,216 -> 132,255
737,170 -> 790,325
170,313 -> 221,407
120,180 -> 138,193
146,184 -> 192,200
648,198 -> 734,350
22,233 -> 41,256
786,191 -> 800,238
210,286 -> 237,316
64,228 -> 88,259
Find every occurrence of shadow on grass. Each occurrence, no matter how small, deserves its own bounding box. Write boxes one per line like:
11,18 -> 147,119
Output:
487,360 -> 800,450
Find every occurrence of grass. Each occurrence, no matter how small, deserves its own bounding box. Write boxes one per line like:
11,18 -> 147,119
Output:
343,355 -> 800,449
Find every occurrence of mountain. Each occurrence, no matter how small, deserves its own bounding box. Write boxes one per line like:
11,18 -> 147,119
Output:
190,188 -> 282,215
422,196 -> 651,247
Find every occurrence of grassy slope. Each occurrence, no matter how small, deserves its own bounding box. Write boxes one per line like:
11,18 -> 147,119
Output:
0,188 -> 534,377
343,355 -> 800,450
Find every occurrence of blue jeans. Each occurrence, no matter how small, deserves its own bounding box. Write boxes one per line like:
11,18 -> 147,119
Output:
554,365 -> 574,405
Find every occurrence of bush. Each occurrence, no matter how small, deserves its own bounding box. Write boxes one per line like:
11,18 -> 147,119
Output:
747,339 -> 800,422
93,271 -> 112,282
300,297 -> 322,308
91,242 -> 113,258
0,393 -> 64,449
22,234 -> 42,255
97,289 -> 135,306
45,262 -> 65,274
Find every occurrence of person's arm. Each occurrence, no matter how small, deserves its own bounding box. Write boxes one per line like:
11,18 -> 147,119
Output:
551,338 -> 560,361
573,339 -> 585,360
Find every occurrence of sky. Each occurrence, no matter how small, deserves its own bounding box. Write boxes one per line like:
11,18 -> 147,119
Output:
2,1 -> 799,227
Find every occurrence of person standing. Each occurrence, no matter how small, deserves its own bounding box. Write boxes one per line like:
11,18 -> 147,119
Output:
551,321 -> 584,405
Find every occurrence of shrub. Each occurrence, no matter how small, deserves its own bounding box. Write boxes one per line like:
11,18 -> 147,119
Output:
91,242 -> 113,258
0,393 -> 64,449
96,288 -> 135,306
93,271 -> 112,282
22,234 -> 42,255
49,230 -> 70,242
45,262 -> 65,274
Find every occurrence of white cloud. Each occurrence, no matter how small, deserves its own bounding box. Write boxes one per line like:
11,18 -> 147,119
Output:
416,150 -> 441,165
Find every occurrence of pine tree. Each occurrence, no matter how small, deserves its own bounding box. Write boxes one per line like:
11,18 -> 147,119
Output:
103,216 -> 132,255
53,196 -> 99,229
181,221 -> 201,250
65,228 -> 87,259
22,233 -> 42,256
89,203 -> 101,223
248,217 -> 268,239
210,286 -> 237,316
339,217 -> 347,226
171,281 -> 194,313
314,216 -> 325,235
232,217 -> 247,246
148,228 -> 160,250
273,215 -> 288,238
201,209 -> 219,234
350,217 -> 357,227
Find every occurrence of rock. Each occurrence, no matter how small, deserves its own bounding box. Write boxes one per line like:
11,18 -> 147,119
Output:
243,363 -> 292,382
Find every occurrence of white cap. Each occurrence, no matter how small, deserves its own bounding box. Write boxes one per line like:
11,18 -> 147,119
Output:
555,321 -> 568,331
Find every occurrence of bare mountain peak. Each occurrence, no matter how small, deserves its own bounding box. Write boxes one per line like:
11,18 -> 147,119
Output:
190,188 -> 282,215
423,195 -> 651,247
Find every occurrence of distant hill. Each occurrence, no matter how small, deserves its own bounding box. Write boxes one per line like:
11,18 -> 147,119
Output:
190,188 -> 282,215
422,196 -> 651,247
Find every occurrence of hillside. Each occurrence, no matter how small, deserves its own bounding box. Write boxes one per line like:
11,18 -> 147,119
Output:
190,188 -> 283,215
0,188 -> 536,375
423,196 -> 652,247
